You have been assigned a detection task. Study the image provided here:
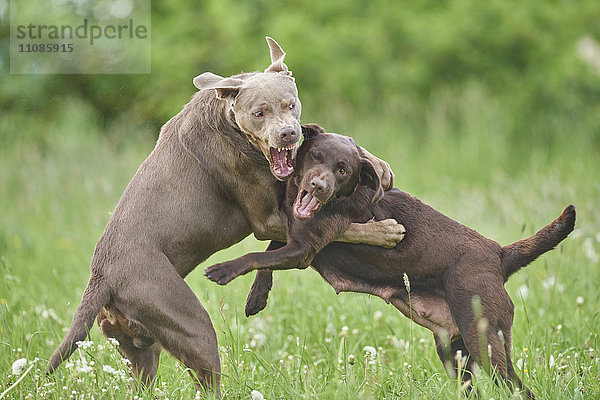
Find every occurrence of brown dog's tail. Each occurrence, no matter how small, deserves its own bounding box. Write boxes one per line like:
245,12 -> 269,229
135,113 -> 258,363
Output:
46,275 -> 110,374
500,205 -> 575,279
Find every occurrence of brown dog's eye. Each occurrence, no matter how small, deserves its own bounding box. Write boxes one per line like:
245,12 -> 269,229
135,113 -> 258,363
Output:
339,168 -> 347,176
253,111 -> 264,118
289,103 -> 295,110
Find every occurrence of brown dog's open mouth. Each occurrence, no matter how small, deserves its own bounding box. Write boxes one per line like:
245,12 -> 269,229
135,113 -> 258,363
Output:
293,190 -> 322,220
269,144 -> 298,180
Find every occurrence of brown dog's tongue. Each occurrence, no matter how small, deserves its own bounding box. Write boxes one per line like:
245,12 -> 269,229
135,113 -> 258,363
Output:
295,191 -> 321,218
300,191 -> 312,209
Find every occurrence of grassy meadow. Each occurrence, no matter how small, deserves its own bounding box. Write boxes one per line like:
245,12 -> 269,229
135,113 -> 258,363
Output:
2,1 -> 600,397
0,91 -> 599,399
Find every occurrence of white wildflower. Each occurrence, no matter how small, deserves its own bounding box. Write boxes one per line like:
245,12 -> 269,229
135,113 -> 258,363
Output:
541,275 -> 556,290
518,284 -> 529,299
576,296 -> 584,306
363,346 -> 377,364
76,340 -> 93,350
103,365 -> 117,374
348,354 -> 355,365
340,326 -> 349,337
74,358 -> 93,373
250,332 -> 266,348
251,389 -> 265,400
374,310 -> 383,321
107,337 -> 120,346
12,358 -> 27,375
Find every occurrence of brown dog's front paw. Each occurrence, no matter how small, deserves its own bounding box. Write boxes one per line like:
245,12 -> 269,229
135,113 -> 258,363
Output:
245,291 -> 269,317
245,286 -> 270,316
245,270 -> 273,317
204,262 -> 245,285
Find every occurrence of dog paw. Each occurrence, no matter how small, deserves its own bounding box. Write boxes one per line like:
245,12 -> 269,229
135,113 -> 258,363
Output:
369,219 -> 406,248
204,262 -> 245,285
245,288 -> 270,317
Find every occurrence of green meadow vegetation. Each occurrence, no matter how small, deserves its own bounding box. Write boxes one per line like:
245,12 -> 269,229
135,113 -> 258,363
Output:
1,1 -> 599,398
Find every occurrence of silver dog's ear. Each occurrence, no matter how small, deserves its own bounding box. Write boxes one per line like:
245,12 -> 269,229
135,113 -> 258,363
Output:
359,158 -> 385,204
193,72 -> 244,99
265,36 -> 291,75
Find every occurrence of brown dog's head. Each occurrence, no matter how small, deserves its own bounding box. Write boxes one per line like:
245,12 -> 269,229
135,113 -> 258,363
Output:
193,37 -> 302,181
293,124 -> 384,220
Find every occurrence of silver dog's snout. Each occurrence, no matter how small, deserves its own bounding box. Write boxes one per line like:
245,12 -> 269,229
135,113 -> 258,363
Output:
278,126 -> 299,142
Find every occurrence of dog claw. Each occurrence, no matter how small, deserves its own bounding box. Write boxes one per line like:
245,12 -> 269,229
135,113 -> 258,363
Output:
205,262 -> 244,285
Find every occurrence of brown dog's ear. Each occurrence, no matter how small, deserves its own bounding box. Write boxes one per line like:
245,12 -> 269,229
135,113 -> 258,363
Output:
193,72 -> 244,100
301,124 -> 326,139
359,158 -> 384,203
265,37 -> 291,75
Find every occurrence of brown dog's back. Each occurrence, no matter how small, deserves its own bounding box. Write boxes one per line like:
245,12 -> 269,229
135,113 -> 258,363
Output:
312,188 -> 574,289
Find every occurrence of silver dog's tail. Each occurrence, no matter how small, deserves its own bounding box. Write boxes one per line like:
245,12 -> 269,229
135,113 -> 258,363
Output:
500,205 -> 575,279
46,275 -> 110,374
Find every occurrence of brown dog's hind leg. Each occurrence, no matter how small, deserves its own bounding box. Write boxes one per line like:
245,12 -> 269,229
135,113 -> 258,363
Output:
433,334 -> 476,394
444,267 -> 534,399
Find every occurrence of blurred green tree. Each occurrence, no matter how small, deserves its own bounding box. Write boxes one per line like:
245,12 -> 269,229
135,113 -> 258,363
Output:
1,0 -> 599,148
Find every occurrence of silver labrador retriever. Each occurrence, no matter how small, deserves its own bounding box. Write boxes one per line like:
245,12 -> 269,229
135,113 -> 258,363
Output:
46,38 -> 405,394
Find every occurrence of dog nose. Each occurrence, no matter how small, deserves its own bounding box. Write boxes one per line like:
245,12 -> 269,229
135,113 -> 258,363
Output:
310,177 -> 326,194
278,126 -> 298,141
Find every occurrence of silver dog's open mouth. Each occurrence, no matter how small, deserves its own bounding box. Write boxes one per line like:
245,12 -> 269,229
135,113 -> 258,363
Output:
293,190 -> 322,220
269,144 -> 298,180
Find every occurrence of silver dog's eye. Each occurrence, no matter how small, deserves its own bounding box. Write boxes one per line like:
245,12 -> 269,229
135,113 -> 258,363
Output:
289,103 -> 295,110
253,111 -> 264,118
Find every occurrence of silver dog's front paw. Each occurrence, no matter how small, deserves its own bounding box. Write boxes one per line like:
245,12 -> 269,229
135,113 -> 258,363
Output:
205,262 -> 245,285
369,219 -> 406,248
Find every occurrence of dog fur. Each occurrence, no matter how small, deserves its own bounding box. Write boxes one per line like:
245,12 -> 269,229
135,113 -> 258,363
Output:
205,124 -> 575,398
46,40 -> 405,394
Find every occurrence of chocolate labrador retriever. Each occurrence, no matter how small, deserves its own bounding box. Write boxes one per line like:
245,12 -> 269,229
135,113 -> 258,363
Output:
205,124 -> 575,398
46,40 -> 405,394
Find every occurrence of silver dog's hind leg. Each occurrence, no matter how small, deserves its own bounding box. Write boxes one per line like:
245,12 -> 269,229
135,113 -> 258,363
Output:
113,251 -> 221,396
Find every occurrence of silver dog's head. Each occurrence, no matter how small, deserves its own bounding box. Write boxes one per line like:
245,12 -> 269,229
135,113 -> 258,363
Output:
193,37 -> 302,181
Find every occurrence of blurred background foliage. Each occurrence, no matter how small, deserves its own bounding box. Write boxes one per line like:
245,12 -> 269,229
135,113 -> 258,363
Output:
1,0 -> 599,158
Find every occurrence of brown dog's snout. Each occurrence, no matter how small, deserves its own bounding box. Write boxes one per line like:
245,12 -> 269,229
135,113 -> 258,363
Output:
278,126 -> 299,143
310,176 -> 327,194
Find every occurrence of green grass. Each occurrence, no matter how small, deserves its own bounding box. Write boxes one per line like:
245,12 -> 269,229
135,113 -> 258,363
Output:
1,100 -> 599,399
